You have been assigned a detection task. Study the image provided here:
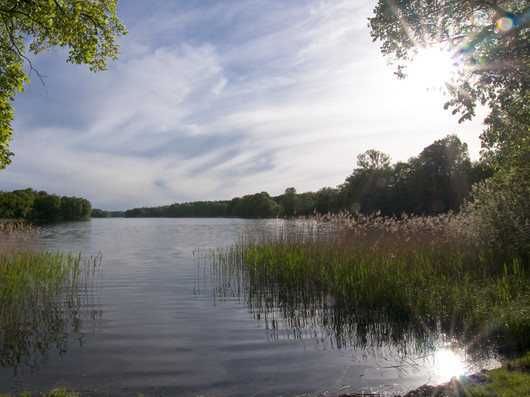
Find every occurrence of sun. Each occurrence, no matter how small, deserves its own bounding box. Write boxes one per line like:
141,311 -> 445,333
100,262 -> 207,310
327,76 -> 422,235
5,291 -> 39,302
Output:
405,45 -> 458,91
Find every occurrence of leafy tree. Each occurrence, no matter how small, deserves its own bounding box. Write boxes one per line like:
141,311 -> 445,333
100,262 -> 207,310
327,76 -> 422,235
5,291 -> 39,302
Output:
296,192 -> 317,216
368,0 -> 529,166
407,135 -> 472,214
0,192 -> 18,218
279,187 -> 298,217
0,0 -> 126,168
0,188 -> 39,219
356,149 -> 391,170
466,164 -> 529,263
314,187 -> 339,214
91,208 -> 111,218
32,193 -> 62,223
227,197 -> 242,217
230,192 -> 280,218
384,135 -> 474,215
388,160 -> 415,214
12,188 -> 38,218
340,149 -> 393,214
60,196 -> 91,221
467,159 -> 495,186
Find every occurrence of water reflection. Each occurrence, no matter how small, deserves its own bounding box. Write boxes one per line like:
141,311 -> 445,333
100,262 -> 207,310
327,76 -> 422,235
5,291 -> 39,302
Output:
0,266 -> 102,374
203,247 -> 501,386
209,262 -> 430,353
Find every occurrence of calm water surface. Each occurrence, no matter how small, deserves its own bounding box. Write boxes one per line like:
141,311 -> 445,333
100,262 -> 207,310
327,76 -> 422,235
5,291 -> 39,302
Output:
0,218 -> 499,396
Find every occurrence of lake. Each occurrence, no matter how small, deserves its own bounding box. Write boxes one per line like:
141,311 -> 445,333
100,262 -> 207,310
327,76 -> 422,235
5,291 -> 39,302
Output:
0,218 -> 499,396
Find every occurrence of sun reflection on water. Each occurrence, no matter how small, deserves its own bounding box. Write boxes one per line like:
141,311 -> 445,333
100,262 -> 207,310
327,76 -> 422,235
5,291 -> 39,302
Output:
432,348 -> 468,380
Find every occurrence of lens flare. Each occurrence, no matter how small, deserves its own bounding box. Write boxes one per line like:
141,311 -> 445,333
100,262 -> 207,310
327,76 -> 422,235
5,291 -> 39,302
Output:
496,16 -> 515,32
468,10 -> 489,27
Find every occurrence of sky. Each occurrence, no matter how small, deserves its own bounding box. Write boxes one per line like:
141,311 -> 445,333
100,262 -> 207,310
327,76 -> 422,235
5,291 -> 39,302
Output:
2,0 -> 488,211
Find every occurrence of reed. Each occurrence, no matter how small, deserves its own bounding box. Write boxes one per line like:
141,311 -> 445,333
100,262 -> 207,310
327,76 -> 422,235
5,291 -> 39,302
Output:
209,212 -> 529,353
0,221 -> 102,370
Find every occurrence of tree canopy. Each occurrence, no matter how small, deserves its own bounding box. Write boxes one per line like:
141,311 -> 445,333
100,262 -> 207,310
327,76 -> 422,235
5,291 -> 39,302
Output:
368,0 -> 529,166
0,0 -> 126,168
0,188 -> 91,222
356,149 -> 391,170
121,135 -> 491,219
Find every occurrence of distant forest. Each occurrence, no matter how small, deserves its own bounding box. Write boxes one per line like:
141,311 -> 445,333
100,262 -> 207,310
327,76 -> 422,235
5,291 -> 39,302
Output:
125,135 -> 494,219
0,189 -> 91,223
0,135 -> 494,222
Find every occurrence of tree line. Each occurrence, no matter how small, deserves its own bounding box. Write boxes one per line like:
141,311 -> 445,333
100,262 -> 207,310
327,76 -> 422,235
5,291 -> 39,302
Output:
0,134 -> 494,222
91,209 -> 124,218
0,188 -> 91,223
125,134 -> 493,219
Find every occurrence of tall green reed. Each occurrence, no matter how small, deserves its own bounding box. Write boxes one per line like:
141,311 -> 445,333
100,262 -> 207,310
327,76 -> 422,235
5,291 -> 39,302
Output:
207,212 -> 528,353
0,221 -> 102,371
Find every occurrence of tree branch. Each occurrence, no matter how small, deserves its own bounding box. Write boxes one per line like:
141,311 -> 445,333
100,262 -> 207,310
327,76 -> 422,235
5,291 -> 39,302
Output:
0,9 -> 47,90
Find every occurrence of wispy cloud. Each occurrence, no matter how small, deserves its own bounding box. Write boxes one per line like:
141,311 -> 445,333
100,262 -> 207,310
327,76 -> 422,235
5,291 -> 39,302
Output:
2,0 -> 486,210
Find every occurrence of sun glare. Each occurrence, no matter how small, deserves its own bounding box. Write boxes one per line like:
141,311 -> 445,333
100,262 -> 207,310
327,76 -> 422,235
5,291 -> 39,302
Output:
432,348 -> 468,380
406,46 -> 458,91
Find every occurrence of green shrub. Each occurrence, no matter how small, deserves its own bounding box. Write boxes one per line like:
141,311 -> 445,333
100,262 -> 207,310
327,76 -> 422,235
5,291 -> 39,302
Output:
464,164 -> 530,264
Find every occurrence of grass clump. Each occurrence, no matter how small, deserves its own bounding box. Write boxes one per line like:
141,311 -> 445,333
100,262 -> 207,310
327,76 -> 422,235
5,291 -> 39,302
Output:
0,221 -> 101,370
471,369 -> 530,396
210,212 -> 529,353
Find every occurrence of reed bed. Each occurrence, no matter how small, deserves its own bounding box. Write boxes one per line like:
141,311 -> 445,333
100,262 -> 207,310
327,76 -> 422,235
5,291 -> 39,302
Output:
0,221 -> 102,370
209,212 -> 529,353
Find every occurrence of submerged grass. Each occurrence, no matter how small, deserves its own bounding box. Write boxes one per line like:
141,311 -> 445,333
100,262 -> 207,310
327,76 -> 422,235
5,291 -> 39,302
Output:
210,212 -> 529,354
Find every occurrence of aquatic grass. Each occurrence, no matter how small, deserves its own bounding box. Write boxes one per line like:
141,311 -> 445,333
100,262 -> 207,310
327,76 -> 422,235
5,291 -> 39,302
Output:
208,212 -> 529,354
0,220 -> 38,263
0,222 -> 102,370
1,250 -> 100,310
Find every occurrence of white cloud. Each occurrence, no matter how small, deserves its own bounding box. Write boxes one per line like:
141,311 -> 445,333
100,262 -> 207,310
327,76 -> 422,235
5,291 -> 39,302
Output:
86,44 -> 227,144
1,0 -> 487,210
